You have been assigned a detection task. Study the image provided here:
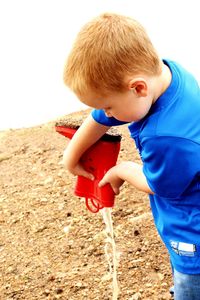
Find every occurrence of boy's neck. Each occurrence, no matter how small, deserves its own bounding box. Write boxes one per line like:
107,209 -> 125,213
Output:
152,62 -> 172,104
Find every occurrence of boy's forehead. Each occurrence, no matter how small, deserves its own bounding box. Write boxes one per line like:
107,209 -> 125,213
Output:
79,91 -> 109,108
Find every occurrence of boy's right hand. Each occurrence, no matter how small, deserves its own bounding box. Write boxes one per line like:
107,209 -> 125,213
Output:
61,115 -> 110,182
62,141 -> 94,180
66,162 -> 95,181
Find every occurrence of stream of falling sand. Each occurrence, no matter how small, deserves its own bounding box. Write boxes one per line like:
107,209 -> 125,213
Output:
100,207 -> 120,300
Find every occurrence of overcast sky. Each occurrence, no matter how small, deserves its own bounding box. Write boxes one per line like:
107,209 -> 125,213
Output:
0,0 -> 199,130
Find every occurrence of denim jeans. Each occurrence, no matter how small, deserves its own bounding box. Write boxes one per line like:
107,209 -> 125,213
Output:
174,269 -> 200,300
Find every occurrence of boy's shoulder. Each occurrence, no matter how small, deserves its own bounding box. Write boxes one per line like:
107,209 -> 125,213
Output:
130,59 -> 200,141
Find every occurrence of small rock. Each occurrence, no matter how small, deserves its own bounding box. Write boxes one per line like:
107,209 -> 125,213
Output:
43,289 -> 50,296
63,226 -> 70,234
157,272 -> 165,281
44,177 -> 54,185
56,288 -> 63,294
161,282 -> 168,287
48,275 -> 56,282
40,197 -> 48,203
134,229 -> 140,236
76,282 -> 83,287
7,266 -> 15,274
130,292 -> 141,300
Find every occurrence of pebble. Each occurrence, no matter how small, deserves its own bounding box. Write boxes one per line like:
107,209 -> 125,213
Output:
44,177 -> 54,184
161,282 -> 168,287
55,288 -> 63,294
43,289 -> 50,296
40,197 -> 48,203
130,292 -> 142,300
158,273 -> 165,281
63,226 -> 70,234
48,275 -> 56,282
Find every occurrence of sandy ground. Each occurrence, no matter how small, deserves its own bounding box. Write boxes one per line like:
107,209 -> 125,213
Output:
0,110 -> 173,300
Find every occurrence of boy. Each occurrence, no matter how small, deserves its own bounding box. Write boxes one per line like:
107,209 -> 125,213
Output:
62,13 -> 200,299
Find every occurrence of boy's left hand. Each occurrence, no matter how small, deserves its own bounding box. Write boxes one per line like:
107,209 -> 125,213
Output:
98,165 -> 124,195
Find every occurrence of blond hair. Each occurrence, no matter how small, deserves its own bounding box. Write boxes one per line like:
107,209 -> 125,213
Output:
64,13 -> 162,96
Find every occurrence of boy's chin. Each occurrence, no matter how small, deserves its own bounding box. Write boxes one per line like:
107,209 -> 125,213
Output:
116,116 -> 135,123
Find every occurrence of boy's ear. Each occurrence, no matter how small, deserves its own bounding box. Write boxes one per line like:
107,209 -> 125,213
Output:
128,78 -> 148,97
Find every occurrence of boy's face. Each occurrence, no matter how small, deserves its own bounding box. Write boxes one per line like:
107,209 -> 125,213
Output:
79,81 -> 153,122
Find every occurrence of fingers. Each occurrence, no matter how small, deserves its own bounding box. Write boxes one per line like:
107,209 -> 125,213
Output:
81,171 -> 95,181
63,161 -> 95,181
73,165 -> 95,180
98,178 -> 105,188
112,186 -> 120,195
99,178 -> 119,195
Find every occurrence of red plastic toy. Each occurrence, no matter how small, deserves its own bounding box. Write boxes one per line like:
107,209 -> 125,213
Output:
55,125 -> 121,213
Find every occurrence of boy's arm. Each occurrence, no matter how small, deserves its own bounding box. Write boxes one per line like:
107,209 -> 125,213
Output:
63,114 -> 110,178
99,161 -> 154,195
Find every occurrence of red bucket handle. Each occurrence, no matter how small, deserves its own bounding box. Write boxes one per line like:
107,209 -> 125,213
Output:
85,198 -> 104,213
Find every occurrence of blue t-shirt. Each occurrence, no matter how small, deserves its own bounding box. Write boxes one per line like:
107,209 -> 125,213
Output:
91,59 -> 200,274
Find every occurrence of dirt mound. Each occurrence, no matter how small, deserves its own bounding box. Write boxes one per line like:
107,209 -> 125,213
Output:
0,110 -> 172,299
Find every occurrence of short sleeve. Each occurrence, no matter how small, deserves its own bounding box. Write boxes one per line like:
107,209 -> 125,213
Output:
91,109 -> 127,126
142,136 -> 200,198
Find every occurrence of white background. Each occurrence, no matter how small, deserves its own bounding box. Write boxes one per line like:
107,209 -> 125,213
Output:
0,0 -> 199,130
